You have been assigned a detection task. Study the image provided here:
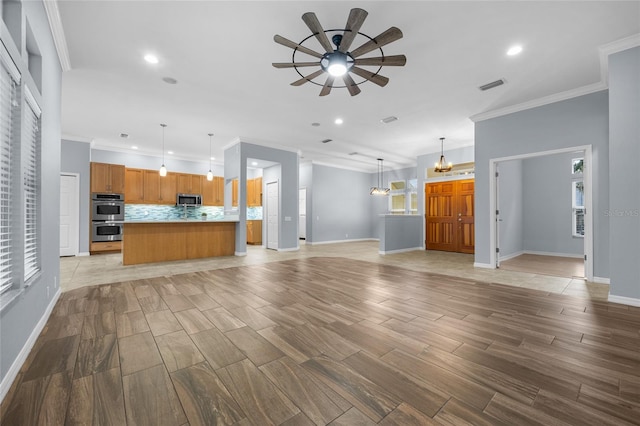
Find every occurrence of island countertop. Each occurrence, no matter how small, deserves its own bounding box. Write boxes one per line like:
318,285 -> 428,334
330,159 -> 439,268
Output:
122,220 -> 236,265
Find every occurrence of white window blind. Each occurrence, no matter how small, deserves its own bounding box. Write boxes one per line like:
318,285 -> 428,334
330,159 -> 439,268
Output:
0,49 -> 20,295
23,88 -> 40,282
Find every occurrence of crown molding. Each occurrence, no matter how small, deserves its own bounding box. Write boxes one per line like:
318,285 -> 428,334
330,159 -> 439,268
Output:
61,134 -> 92,143
599,33 -> 640,84
470,33 -> 640,123
42,0 -> 71,71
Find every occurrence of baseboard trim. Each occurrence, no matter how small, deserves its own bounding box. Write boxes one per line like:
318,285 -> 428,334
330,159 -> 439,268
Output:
234,251 -> 247,257
499,250 -> 524,262
307,238 -> 378,246
277,246 -> 299,252
608,294 -> 640,307
523,250 -> 584,259
379,247 -> 422,255
77,252 -> 90,257
0,287 -> 61,404
474,262 -> 494,269
593,276 -> 611,285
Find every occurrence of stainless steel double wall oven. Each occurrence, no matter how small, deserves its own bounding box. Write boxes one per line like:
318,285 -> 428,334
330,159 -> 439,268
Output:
91,193 -> 124,242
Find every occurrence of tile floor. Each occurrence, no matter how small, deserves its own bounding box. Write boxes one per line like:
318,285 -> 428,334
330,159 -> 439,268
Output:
61,241 -> 610,301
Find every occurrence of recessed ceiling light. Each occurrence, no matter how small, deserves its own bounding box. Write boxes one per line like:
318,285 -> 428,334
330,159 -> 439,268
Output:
507,45 -> 523,56
167,151 -> 174,155
131,145 -> 138,150
334,118 -> 343,125
251,161 -> 258,166
210,156 -> 215,161
144,54 -> 159,64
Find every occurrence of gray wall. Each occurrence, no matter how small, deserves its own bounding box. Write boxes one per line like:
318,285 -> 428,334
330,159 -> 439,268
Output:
522,153 -> 583,256
61,140 -> 90,253
0,0 -> 62,388
379,215 -> 423,253
497,160 -> 523,258
475,91 -> 609,278
299,162 -> 312,241
91,148 -> 224,176
609,46 -> 640,299
309,164 -> 374,243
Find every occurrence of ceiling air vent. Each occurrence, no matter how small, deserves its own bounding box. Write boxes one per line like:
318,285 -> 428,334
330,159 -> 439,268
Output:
479,79 -> 506,91
381,116 -> 398,124
321,139 -> 332,144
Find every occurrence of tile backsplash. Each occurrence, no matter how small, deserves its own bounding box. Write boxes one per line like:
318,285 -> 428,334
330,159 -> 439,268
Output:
125,204 -> 262,221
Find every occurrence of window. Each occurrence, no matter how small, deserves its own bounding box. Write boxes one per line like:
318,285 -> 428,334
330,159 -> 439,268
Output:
572,158 -> 584,237
408,178 -> 418,213
0,47 -> 20,295
389,180 -> 405,214
23,87 -> 41,282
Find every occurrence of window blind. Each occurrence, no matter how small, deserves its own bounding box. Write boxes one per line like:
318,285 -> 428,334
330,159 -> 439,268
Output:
23,88 -> 40,282
0,51 -> 19,295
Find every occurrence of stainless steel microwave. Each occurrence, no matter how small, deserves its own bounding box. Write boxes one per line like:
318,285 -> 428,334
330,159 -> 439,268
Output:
176,193 -> 202,206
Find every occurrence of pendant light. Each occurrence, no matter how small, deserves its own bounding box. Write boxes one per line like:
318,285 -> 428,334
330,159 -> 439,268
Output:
370,158 -> 390,195
434,137 -> 452,172
159,123 -> 167,176
206,133 -> 214,181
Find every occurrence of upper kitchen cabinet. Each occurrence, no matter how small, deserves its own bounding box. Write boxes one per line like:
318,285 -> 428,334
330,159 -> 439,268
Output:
91,162 -> 125,193
144,170 -> 176,204
124,168 -> 144,203
202,176 -> 224,206
251,177 -> 262,207
177,174 -> 202,195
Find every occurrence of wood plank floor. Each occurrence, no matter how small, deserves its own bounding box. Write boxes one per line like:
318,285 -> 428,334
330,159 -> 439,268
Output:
500,254 -> 585,278
2,257 -> 639,425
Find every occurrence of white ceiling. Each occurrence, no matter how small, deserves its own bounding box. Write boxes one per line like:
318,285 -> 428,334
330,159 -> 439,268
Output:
56,1 -> 640,172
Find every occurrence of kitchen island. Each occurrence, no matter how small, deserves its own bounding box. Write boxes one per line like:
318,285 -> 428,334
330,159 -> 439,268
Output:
122,219 -> 237,265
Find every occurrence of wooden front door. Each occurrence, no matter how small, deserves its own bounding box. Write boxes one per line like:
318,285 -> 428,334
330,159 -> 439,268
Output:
425,179 -> 475,253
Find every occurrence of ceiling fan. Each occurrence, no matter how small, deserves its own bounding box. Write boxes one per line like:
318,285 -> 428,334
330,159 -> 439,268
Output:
272,8 -> 406,96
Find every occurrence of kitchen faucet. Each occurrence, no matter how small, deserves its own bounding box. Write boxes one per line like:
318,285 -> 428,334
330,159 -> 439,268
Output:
182,203 -> 188,219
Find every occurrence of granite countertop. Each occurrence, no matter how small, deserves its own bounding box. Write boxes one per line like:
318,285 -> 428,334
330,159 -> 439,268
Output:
117,217 -> 240,224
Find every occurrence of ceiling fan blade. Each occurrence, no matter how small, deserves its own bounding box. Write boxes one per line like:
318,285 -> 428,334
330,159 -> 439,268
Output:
354,55 -> 407,67
320,76 -> 335,96
350,27 -> 404,58
302,12 -> 334,53
291,69 -> 325,86
272,62 -> 320,69
338,8 -> 368,53
274,35 -> 324,59
350,67 -> 389,87
342,73 -> 361,96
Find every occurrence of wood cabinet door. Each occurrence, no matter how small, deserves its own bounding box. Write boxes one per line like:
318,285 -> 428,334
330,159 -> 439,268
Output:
425,179 -> 474,254
214,176 -> 224,206
109,164 -> 125,193
254,177 -> 262,206
143,170 -> 161,203
159,173 -> 176,204
247,178 -> 255,206
90,162 -> 110,193
232,179 -> 238,207
201,176 -> 216,206
177,174 -> 202,194
125,168 -> 144,203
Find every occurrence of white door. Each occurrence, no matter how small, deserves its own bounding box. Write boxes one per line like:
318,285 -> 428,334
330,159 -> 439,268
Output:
266,181 -> 279,250
60,174 -> 79,256
495,164 -> 501,268
299,188 -> 306,239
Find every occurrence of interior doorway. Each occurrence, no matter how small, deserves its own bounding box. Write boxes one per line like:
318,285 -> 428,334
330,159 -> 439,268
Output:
299,188 -> 306,240
60,173 -> 79,256
490,145 -> 593,281
425,179 -> 475,253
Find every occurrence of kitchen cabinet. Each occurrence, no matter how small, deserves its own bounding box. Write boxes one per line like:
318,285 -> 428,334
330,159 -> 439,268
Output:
177,174 -> 202,195
245,178 -> 263,207
232,178 -> 238,207
246,220 -> 262,245
202,176 -> 224,206
90,241 -> 122,253
91,162 -> 125,193
124,168 -> 144,203
144,170 -> 176,204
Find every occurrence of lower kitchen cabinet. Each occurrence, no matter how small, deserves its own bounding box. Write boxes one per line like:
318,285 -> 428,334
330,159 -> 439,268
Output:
246,220 -> 262,245
90,241 -> 122,253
